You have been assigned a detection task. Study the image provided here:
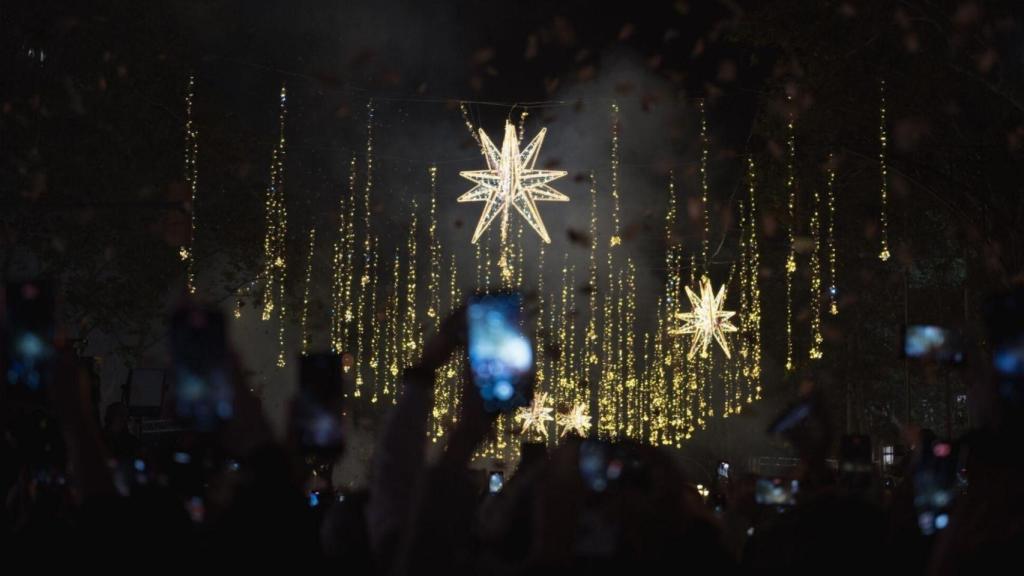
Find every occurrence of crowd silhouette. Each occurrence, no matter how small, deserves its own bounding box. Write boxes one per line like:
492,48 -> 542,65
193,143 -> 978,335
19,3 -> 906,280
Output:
3,284 -> 1024,574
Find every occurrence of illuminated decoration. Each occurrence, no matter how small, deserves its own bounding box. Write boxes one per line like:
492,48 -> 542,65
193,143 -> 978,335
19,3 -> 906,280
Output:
809,169 -> 823,360
558,402 -> 591,438
598,102 -> 622,438
357,99 -> 378,397
331,155 -> 358,355
222,87 -> 791,457
458,121 -> 568,244
878,80 -> 891,261
654,171 -> 682,444
181,74 -> 199,295
826,154 -> 839,315
585,171 -> 599,367
426,166 -> 441,326
609,102 -> 622,247
300,226 -> 317,356
385,247 -> 401,398
699,100 -> 711,268
784,93 -> 797,372
459,102 -> 482,149
742,158 -> 763,403
672,276 -> 738,360
403,197 -> 419,364
729,156 -> 764,415
515,391 -> 554,440
258,85 -> 290,368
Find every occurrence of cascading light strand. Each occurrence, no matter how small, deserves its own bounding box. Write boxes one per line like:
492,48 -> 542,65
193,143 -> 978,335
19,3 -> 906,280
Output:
784,92 -> 797,372
427,166 -> 442,331
364,98 -> 380,395
809,171 -> 823,360
698,100 -> 711,271
879,80 -> 891,262
826,154 -> 838,315
181,74 -> 199,295
609,102 -> 622,248
300,226 -> 317,356
331,155 -> 357,354
586,171 -> 599,368
404,197 -> 419,364
342,155 -> 358,348
746,157 -> 763,402
261,84 -> 289,323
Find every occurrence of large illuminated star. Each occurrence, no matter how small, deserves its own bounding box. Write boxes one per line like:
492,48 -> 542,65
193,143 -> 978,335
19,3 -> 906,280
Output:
459,122 -> 568,244
515,391 -> 555,440
557,401 -> 591,438
671,275 -> 738,359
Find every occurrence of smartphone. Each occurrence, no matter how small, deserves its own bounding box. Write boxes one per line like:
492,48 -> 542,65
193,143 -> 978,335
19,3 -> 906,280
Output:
169,306 -> 232,431
755,477 -> 799,507
292,352 -> 345,453
717,460 -> 730,479
488,471 -> 504,493
913,439 -> 958,535
2,280 -> 56,400
467,292 -> 533,412
902,325 -> 963,364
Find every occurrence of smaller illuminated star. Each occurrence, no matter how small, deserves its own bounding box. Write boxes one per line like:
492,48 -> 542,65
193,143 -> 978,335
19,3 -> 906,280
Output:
671,275 -> 738,359
557,402 -> 591,438
515,391 -> 554,440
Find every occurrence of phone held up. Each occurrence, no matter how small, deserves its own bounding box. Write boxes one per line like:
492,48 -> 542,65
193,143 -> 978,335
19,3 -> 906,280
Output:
466,291 -> 534,412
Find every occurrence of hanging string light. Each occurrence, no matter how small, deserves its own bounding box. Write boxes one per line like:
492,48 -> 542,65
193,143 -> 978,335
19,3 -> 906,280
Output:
746,158 -> 763,402
365,99 -> 380,395
699,100 -> 711,270
622,258 -> 638,438
261,84 -> 289,324
809,174 -> 823,360
609,102 -> 622,248
826,154 -> 839,315
255,84 -> 290,368
599,102 -> 622,438
331,155 -> 358,354
404,197 -> 419,364
300,226 -> 317,356
181,74 -> 200,295
386,247 -> 402,399
586,171 -> 599,367
459,102 -> 483,149
660,171 -> 681,444
426,166 -> 442,329
784,93 -> 797,372
736,196 -> 750,412
367,246 -> 381,403
878,80 -> 891,261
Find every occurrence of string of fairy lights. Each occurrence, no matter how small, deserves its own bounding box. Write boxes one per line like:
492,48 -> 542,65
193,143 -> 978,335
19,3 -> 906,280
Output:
784,93 -> 797,373
300,226 -> 317,356
180,74 -> 200,295
878,80 -> 891,262
809,170 -> 824,360
172,75 -> 907,460
259,84 -> 290,368
827,154 -> 839,316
